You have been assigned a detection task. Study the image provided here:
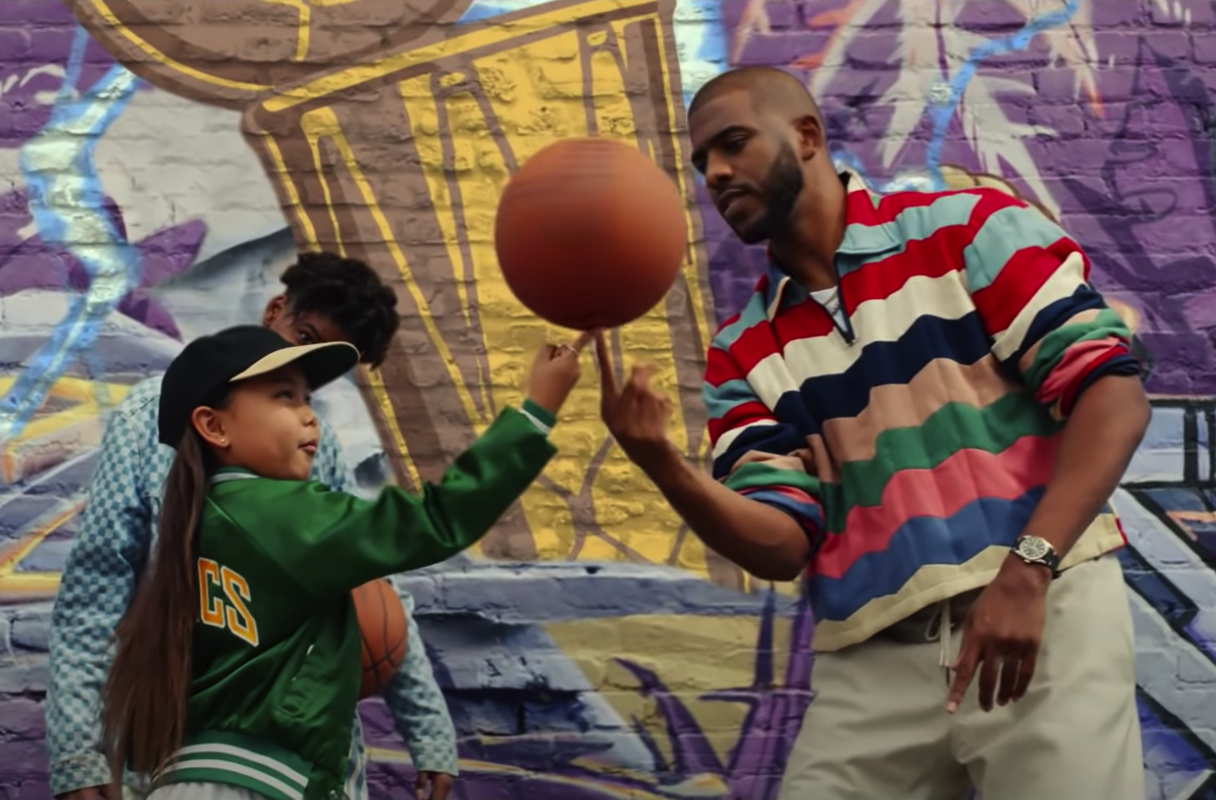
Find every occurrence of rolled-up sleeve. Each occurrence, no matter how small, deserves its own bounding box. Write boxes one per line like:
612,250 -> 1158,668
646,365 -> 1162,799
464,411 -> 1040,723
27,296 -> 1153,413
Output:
962,189 -> 1141,420
703,335 -> 824,545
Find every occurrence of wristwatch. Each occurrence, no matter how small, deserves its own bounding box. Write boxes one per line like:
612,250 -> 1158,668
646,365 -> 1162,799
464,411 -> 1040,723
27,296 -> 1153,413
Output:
1012,535 -> 1061,578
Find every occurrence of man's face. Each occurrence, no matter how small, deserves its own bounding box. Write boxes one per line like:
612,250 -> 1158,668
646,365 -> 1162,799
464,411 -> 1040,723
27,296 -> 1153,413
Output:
262,295 -> 348,348
689,91 -> 805,245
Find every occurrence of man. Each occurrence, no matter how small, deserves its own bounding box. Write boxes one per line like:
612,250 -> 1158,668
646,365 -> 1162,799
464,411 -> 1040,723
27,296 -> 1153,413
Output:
596,66 -> 1150,799
47,251 -> 459,800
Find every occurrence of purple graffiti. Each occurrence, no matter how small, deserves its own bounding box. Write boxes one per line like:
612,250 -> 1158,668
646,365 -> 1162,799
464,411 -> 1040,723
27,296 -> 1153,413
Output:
359,590 -> 814,800
0,188 -> 204,339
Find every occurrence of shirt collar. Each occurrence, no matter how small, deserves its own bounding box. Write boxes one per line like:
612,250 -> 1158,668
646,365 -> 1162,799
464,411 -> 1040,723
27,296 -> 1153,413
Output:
210,466 -> 258,485
764,169 -> 901,320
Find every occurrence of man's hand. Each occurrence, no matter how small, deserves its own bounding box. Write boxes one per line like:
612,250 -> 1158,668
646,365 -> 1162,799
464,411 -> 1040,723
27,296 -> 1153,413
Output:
594,331 -> 674,468
946,556 -> 1051,714
415,770 -> 453,799
56,787 -> 112,800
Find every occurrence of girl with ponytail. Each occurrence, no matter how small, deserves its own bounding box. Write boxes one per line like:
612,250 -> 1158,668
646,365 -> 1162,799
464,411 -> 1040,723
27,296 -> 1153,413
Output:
98,324 -> 587,800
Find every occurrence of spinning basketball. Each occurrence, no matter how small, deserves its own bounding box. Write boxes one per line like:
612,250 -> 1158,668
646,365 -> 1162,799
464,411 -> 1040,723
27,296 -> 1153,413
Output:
494,138 -> 688,330
353,580 -> 407,699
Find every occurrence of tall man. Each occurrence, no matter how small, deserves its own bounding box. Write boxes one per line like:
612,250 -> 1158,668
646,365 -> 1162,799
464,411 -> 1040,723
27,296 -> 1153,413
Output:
47,252 -> 460,800
597,67 -> 1150,799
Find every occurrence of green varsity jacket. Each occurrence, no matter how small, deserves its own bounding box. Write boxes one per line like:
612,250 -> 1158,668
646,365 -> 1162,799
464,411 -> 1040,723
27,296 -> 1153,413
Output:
157,404 -> 557,800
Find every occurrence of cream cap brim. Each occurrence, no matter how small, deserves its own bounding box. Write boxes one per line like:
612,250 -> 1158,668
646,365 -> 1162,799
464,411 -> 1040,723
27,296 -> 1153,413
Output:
229,341 -> 360,390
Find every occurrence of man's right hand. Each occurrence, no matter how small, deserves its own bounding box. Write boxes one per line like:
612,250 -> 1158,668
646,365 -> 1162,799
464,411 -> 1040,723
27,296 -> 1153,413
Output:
56,787 -> 112,800
593,331 -> 675,469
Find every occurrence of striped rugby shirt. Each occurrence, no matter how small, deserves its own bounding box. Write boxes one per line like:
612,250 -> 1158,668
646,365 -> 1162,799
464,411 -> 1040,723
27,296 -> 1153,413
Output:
704,174 -> 1141,652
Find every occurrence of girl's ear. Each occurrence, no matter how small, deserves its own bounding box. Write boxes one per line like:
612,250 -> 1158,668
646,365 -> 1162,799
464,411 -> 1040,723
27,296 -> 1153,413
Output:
191,406 -> 229,449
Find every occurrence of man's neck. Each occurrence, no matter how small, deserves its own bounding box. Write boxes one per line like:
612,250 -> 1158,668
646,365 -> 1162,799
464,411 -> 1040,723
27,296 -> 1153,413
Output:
770,218 -> 844,292
768,171 -> 848,291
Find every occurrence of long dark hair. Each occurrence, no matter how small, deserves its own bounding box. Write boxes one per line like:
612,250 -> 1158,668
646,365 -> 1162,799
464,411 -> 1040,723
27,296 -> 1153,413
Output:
99,426 -> 210,788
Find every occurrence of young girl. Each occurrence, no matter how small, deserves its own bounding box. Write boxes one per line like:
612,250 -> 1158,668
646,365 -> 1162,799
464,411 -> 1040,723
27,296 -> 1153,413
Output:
98,324 -> 587,800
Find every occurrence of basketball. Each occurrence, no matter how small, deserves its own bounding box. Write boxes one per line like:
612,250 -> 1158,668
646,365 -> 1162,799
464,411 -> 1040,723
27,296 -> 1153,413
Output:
352,579 -> 408,699
494,137 -> 688,331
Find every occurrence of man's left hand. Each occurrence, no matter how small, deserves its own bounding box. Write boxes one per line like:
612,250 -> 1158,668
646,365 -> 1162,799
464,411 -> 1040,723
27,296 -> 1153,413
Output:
415,771 -> 454,799
946,556 -> 1051,714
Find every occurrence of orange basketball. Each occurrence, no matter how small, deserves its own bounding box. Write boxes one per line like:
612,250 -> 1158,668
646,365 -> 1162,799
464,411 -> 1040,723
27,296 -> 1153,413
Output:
494,137 -> 688,330
352,580 -> 408,699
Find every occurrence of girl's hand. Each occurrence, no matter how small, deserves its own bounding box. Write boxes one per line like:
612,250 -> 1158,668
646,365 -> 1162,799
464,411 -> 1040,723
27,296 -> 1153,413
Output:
527,331 -> 594,415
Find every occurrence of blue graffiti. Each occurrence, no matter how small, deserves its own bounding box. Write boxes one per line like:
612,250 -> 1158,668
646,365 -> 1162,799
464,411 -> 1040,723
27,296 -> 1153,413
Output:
924,0 -> 1081,189
0,26 -> 142,442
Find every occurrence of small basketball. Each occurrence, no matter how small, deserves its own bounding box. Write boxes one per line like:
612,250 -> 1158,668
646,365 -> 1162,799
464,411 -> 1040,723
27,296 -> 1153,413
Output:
352,579 -> 408,699
494,137 -> 688,331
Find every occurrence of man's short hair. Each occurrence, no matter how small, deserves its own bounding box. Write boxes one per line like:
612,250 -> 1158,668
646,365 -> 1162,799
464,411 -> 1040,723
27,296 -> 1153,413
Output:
280,251 -> 400,368
689,66 -> 821,124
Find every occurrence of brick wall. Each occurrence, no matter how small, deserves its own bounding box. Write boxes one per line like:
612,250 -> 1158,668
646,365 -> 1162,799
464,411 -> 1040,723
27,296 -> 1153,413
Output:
2,1 -> 1215,799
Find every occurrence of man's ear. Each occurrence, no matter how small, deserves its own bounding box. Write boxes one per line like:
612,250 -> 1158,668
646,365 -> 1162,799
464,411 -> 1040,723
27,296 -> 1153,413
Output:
262,294 -> 287,328
793,114 -> 824,160
191,406 -> 229,450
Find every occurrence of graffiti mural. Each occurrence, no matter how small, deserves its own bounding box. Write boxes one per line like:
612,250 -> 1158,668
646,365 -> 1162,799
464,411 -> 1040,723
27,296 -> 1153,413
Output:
2,1 -> 1216,798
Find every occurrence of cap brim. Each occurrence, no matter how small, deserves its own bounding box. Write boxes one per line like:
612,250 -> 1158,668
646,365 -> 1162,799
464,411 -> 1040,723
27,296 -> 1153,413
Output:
229,341 -> 360,390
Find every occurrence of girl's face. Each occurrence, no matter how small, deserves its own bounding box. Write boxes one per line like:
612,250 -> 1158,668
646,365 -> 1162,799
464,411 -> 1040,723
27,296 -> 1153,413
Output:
191,364 -> 319,481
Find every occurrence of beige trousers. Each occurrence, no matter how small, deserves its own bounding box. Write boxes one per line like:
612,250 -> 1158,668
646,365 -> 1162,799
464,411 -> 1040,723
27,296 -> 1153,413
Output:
778,554 -> 1144,800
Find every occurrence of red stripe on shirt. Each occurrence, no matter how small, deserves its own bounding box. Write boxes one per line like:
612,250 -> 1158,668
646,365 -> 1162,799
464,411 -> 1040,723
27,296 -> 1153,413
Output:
707,399 -> 774,443
731,317 -> 788,375
969,237 -> 1078,336
860,186 -> 951,220
704,340 -> 743,388
771,297 -> 836,346
840,226 -> 973,307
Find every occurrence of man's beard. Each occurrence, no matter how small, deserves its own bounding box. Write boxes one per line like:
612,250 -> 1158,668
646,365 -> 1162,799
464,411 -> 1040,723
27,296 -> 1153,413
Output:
733,143 -> 804,245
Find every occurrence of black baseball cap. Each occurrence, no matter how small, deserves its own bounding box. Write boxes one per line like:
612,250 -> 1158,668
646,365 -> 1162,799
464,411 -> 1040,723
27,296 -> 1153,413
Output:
157,325 -> 360,447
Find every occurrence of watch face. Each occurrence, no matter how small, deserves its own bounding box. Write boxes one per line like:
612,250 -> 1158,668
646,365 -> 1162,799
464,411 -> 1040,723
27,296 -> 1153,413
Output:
1018,536 -> 1050,560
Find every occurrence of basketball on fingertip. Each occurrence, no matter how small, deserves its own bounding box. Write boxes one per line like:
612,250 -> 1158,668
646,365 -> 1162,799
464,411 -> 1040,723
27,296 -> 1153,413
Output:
353,579 -> 407,699
494,137 -> 688,331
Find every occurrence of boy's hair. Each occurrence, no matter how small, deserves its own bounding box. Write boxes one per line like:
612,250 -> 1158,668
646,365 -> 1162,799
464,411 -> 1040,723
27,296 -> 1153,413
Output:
100,425 -> 215,785
281,252 -> 400,368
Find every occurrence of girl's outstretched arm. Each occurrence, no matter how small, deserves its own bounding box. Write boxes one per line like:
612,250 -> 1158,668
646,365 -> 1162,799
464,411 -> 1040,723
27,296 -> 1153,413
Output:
218,401 -> 557,597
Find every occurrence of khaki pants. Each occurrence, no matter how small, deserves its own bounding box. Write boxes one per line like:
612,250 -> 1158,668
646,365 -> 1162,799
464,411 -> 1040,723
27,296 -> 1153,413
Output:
779,554 -> 1144,800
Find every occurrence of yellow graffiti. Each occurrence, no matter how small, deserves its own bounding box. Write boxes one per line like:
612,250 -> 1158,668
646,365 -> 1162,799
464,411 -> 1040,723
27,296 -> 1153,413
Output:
0,376 -> 132,601
295,104 -> 490,432
0,503 -> 78,600
260,0 -> 360,62
545,613 -> 795,767
258,133 -> 321,246
263,0 -> 662,113
367,746 -> 697,797
297,108 -> 351,256
365,367 -> 423,489
82,0 -> 267,93
252,0 -> 719,573
0,376 -> 131,484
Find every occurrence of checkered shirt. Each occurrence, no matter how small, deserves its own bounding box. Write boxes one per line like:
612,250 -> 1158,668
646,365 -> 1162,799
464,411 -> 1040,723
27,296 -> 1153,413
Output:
45,377 -> 459,797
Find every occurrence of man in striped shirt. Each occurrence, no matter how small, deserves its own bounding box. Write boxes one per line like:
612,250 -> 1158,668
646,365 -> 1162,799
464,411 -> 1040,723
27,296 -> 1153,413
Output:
596,67 -> 1149,799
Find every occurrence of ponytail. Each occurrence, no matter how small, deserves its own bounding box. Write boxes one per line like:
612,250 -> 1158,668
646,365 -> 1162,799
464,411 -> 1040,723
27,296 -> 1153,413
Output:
100,428 -> 209,788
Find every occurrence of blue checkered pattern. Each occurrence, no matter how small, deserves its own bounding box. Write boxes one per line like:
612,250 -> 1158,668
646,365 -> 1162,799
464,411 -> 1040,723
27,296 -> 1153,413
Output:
46,377 -> 459,797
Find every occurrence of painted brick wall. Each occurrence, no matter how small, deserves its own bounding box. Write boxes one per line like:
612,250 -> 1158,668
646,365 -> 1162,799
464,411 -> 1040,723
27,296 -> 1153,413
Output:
2,2 -> 1216,799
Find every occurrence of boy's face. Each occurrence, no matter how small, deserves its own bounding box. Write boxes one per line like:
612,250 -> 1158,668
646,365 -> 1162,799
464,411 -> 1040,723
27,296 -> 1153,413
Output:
194,364 -> 319,481
262,295 -> 350,349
